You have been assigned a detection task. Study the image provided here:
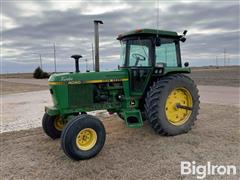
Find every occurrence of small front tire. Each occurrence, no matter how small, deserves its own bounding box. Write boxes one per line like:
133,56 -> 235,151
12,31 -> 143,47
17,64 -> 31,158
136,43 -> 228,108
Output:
42,113 -> 64,139
61,114 -> 106,160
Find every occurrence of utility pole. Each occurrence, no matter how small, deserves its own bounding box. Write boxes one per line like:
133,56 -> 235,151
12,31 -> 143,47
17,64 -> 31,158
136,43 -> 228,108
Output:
94,20 -> 103,72
156,0 -> 159,30
224,48 -> 226,66
39,54 -> 42,69
85,58 -> 88,71
92,43 -> 94,71
216,56 -> 218,67
53,43 -> 56,72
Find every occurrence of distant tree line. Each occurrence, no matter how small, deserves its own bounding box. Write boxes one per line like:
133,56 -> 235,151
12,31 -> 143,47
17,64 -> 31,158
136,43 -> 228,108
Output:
33,67 -> 49,79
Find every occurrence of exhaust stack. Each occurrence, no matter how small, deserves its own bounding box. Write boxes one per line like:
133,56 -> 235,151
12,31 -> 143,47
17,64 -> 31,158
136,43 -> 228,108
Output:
94,20 -> 103,72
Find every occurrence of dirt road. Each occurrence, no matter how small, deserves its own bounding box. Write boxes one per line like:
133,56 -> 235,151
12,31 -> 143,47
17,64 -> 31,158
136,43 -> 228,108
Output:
0,80 -> 47,95
198,85 -> 240,106
0,104 -> 239,180
189,66 -> 240,87
1,78 -> 48,86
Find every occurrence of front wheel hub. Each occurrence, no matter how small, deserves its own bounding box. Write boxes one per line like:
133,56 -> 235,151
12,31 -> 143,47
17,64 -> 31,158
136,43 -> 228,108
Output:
165,88 -> 193,126
53,116 -> 64,131
76,128 -> 97,151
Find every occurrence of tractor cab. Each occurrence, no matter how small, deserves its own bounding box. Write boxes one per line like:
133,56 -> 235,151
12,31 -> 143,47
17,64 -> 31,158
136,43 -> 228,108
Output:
118,29 -> 183,68
117,29 -> 187,94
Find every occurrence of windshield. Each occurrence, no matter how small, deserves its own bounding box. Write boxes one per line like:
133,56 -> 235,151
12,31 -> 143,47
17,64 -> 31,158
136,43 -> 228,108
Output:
120,38 -> 152,67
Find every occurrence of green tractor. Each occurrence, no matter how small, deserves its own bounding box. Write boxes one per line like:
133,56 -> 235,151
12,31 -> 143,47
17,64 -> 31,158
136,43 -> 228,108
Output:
42,27 -> 200,160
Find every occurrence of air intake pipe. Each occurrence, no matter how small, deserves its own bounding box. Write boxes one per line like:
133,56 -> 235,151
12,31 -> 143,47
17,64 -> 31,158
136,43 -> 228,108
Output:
71,54 -> 82,72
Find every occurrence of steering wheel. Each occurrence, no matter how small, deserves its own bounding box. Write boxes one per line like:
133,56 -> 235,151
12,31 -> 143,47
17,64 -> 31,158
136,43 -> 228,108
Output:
132,53 -> 146,66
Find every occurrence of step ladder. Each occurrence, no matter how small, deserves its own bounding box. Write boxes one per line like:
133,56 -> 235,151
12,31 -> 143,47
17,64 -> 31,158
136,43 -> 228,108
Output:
123,110 -> 143,128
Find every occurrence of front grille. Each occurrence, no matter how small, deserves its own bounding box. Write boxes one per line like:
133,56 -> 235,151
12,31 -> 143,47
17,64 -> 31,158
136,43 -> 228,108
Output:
68,84 -> 93,107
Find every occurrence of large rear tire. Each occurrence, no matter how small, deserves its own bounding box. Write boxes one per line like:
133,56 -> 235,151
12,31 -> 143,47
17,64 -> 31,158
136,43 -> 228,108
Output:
144,74 -> 200,136
61,114 -> 106,160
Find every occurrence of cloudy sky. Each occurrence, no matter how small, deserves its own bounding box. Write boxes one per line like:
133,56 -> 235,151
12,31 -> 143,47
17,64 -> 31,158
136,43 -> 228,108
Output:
1,0 -> 239,73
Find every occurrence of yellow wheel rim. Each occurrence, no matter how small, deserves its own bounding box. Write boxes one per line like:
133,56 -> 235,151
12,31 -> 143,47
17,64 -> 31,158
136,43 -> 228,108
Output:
53,116 -> 64,131
76,128 -> 97,151
165,87 -> 193,126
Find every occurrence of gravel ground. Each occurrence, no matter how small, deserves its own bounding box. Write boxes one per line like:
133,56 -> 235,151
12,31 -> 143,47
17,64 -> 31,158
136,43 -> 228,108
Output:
1,90 -> 51,132
0,103 -> 239,180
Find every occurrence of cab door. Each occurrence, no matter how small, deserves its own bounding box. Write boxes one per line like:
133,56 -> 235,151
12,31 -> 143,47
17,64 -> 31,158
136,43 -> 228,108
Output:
126,38 -> 154,95
129,67 -> 152,94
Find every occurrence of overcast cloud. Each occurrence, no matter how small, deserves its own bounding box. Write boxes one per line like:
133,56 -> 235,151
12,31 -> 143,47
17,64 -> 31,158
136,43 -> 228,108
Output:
1,0 -> 239,73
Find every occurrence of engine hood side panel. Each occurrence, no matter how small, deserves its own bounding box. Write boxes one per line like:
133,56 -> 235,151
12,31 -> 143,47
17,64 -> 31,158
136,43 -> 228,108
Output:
48,70 -> 129,83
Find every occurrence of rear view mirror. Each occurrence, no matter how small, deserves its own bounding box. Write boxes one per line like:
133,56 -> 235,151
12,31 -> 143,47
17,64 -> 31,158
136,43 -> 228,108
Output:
183,30 -> 188,36
180,37 -> 186,42
180,30 -> 187,42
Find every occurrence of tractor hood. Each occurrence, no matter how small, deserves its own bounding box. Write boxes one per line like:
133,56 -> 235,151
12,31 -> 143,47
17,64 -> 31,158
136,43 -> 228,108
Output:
48,70 -> 129,85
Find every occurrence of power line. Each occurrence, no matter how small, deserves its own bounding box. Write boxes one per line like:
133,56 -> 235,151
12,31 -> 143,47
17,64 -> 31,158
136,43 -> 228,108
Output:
85,58 -> 88,71
156,0 -> 159,30
32,53 -> 42,69
92,43 -> 94,71
53,43 -> 56,72
224,48 -> 226,66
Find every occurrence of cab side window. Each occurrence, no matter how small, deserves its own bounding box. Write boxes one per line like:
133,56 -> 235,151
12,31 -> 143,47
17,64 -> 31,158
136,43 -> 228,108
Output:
156,42 -> 178,67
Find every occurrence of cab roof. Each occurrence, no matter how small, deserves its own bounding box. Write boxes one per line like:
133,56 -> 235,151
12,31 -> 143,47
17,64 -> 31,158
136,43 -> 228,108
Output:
117,28 -> 179,40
